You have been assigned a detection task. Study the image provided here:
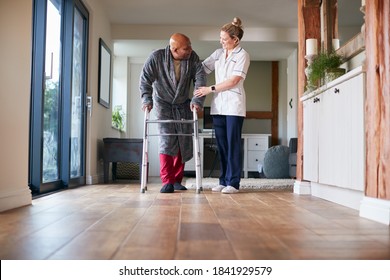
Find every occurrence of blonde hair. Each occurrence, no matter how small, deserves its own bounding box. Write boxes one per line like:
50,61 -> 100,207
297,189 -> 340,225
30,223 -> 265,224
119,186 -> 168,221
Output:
221,17 -> 244,40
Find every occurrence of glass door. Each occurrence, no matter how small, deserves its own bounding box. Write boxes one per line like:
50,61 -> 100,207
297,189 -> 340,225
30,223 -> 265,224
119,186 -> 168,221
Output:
69,4 -> 88,187
30,0 -> 89,195
42,0 -> 61,185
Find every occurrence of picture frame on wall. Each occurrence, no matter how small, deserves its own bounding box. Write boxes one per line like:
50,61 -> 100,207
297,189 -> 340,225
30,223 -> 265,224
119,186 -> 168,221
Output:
98,38 -> 111,108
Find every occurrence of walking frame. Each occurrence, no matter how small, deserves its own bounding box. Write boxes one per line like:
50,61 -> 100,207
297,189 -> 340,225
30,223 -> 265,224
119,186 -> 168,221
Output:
140,109 -> 203,193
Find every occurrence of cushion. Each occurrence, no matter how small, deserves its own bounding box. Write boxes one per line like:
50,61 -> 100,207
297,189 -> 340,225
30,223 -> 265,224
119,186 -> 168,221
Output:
263,145 -> 290,179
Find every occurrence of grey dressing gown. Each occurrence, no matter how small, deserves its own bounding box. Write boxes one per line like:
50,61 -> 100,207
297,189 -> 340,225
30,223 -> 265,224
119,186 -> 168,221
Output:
140,46 -> 206,162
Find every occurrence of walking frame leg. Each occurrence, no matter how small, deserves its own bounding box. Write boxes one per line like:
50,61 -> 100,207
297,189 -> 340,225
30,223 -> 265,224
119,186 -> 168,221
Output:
140,110 -> 149,193
140,109 -> 202,194
193,110 -> 203,193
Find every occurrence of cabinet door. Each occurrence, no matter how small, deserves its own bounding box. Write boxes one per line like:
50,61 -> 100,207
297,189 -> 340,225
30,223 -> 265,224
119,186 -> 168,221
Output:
247,137 -> 269,150
247,151 -> 266,170
318,73 -> 365,190
319,82 -> 352,187
349,74 -> 365,190
303,97 -> 320,182
246,137 -> 268,172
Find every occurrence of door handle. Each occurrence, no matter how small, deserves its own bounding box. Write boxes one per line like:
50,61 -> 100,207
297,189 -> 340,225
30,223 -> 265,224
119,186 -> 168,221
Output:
86,96 -> 92,117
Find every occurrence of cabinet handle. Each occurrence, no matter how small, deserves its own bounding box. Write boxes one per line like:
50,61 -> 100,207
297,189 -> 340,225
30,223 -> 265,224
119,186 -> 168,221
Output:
334,88 -> 340,94
255,143 -> 258,146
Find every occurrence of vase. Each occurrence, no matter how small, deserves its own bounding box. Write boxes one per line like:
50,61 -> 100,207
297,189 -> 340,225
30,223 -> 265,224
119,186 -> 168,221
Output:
325,68 -> 346,84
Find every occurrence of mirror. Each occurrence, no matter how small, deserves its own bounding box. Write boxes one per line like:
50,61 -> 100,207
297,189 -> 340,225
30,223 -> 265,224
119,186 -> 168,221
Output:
322,0 -> 365,59
98,38 -> 112,108
337,0 -> 365,47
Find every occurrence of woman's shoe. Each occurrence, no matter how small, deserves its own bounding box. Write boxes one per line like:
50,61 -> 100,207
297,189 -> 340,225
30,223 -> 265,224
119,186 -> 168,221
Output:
221,186 -> 239,194
211,185 -> 225,192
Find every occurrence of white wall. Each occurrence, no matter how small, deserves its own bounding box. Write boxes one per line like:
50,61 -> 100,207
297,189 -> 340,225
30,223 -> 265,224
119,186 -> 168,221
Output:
127,59 -> 145,139
0,0 -> 33,211
112,56 -> 128,130
82,0 -> 119,184
126,59 -> 160,176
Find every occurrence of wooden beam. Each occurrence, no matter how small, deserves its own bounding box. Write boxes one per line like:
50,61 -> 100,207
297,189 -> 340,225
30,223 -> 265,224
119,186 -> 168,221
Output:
332,0 -> 338,39
365,0 -> 390,199
304,0 -> 321,7
323,0 -> 332,52
246,111 -> 273,119
297,0 -> 321,181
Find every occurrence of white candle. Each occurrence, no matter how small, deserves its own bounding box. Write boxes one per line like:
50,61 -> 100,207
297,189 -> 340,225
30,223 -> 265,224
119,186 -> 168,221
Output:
306,39 -> 318,56
332,39 -> 340,50
362,0 -> 365,6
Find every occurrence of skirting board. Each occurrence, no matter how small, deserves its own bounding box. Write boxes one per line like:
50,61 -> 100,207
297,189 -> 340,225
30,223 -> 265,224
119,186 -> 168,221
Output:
360,196 -> 390,225
310,182 -> 364,210
293,180 -> 311,195
0,187 -> 31,212
86,175 -> 101,185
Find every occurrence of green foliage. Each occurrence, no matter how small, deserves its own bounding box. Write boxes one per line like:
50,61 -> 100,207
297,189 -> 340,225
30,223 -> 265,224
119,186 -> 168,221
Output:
44,80 -> 59,136
308,51 -> 344,88
112,107 -> 125,131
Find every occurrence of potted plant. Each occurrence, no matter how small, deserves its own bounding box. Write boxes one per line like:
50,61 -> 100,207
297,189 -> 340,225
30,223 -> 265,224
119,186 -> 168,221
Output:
307,50 -> 345,90
112,106 -> 125,132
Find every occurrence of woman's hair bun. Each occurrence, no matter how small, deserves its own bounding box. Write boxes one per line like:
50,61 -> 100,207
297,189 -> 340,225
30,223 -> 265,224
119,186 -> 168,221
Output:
232,17 -> 242,28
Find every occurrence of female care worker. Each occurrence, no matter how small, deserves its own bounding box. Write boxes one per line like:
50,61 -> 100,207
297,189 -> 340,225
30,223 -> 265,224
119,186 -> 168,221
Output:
195,17 -> 250,194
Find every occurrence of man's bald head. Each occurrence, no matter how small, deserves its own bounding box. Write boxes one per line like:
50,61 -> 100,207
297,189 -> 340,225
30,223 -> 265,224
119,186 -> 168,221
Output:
169,33 -> 193,60
170,33 -> 190,47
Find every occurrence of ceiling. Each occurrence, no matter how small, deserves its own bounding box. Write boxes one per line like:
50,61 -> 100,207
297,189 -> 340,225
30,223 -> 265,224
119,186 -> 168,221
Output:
100,0 -> 299,28
99,0 -> 363,61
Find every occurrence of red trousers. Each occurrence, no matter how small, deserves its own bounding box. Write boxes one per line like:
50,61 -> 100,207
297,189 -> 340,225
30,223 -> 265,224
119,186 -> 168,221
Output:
159,150 -> 184,185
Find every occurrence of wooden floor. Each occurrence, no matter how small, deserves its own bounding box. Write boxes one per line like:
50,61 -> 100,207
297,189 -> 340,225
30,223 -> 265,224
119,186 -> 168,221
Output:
1,179 -> 390,260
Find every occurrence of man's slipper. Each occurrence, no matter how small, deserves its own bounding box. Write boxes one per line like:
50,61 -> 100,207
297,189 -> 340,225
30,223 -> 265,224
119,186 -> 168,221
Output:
173,183 -> 187,191
160,184 -> 174,193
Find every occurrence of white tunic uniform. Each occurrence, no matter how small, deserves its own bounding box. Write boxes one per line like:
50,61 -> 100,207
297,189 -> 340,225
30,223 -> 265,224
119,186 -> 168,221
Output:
202,45 -> 250,117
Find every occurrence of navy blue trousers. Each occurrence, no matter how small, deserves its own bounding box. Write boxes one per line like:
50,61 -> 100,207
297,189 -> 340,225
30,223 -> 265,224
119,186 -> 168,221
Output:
212,115 -> 244,189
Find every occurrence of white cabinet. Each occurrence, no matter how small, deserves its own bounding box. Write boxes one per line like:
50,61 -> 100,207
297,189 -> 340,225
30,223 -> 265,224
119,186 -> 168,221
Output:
245,135 -> 270,176
319,74 -> 365,190
303,96 -> 320,182
302,69 -> 365,191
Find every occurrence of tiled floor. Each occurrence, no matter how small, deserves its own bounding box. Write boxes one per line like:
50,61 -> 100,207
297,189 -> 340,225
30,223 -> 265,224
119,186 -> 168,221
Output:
1,180 -> 389,260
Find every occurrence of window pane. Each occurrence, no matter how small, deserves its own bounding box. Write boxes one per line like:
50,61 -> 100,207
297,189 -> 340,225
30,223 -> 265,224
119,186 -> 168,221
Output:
42,0 -> 62,183
70,7 -> 85,178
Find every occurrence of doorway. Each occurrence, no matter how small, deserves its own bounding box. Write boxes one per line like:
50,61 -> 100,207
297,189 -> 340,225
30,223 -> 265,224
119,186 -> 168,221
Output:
29,0 -> 89,195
